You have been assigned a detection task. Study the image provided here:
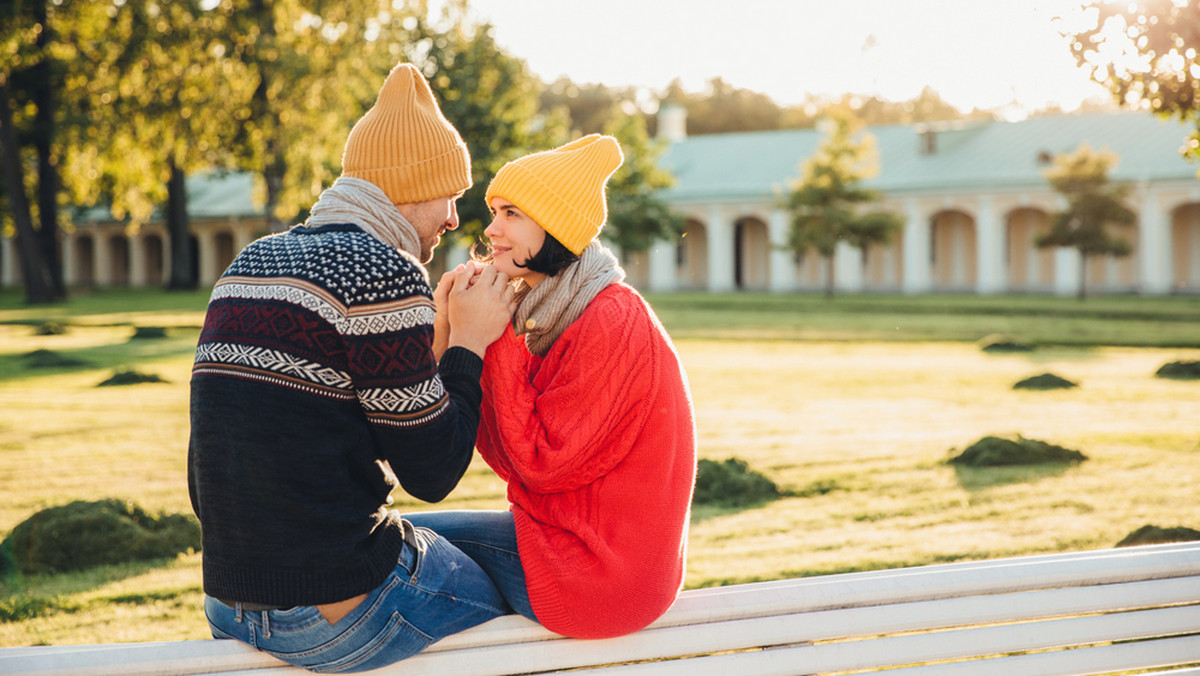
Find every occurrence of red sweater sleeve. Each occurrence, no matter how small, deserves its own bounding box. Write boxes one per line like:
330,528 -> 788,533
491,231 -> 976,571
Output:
477,290 -> 655,493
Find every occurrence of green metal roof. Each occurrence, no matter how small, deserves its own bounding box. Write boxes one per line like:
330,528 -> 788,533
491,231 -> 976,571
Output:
659,111 -> 1200,202
75,169 -> 263,222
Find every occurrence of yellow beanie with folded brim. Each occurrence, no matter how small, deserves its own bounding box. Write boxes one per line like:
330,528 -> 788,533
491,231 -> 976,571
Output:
342,63 -> 472,204
485,134 -> 624,255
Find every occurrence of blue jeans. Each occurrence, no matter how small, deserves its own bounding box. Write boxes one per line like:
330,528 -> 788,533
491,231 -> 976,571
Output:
403,510 -> 538,623
204,524 -> 509,673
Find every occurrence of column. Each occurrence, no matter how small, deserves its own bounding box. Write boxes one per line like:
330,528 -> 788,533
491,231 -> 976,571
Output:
1138,186 -> 1170,295
2,235 -> 19,286
834,241 -> 863,293
767,208 -> 795,292
902,199 -> 931,294
706,206 -> 735,292
976,196 -> 1004,294
197,231 -> 219,288
128,234 -> 147,287
94,233 -> 113,286
234,221 -> 260,254
1054,247 -> 1081,297
648,239 -> 678,292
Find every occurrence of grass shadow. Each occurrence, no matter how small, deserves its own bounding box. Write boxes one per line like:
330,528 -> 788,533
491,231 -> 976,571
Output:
0,556 -> 196,622
950,463 -> 1077,492
0,329 -> 200,383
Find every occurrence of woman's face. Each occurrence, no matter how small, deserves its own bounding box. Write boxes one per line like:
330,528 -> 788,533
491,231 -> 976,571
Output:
485,197 -> 547,281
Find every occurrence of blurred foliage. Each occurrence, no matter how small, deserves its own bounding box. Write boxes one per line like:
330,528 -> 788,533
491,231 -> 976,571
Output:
783,106 -> 904,297
1071,0 -> 1200,163
1037,145 -> 1136,300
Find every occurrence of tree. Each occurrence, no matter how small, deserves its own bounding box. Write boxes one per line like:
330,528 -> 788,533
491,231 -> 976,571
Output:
1037,145 -> 1136,300
784,107 -> 903,297
602,113 -> 683,254
224,0 -> 418,234
1070,0 -> 1200,163
411,3 -> 568,242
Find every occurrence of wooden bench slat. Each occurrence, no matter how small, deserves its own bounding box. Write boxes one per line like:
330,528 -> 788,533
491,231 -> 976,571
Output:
596,632 -> 1200,676
336,586 -> 1200,676
884,633 -> 1200,676
2,543 -> 1197,675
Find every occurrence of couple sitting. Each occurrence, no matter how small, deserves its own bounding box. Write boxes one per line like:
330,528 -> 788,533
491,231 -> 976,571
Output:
188,62 -> 697,672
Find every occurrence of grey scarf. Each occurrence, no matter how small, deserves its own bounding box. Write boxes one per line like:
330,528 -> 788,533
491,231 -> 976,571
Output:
513,242 -> 625,356
304,176 -> 421,259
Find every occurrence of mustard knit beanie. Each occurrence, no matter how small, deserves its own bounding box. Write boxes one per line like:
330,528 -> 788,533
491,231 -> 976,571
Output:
341,63 -> 472,204
485,134 -> 624,255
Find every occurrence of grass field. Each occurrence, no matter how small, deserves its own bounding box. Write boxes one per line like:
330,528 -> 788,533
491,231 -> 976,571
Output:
1,287 -> 1198,646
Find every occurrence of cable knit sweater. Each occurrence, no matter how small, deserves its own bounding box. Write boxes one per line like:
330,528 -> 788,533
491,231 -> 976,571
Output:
476,282 -> 697,639
188,222 -> 484,607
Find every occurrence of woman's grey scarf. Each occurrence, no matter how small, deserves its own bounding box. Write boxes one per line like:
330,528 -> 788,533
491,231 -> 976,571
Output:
513,242 -> 625,356
304,176 -> 421,259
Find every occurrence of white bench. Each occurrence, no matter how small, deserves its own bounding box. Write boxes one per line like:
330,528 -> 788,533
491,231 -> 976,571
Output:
4,541 -> 1199,675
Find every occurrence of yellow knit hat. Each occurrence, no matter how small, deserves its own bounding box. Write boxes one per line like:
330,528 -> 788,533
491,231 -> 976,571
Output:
485,134 -> 624,255
342,63 -> 471,204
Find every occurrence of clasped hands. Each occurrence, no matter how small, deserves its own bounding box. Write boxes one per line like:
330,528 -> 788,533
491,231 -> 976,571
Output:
433,261 -> 517,359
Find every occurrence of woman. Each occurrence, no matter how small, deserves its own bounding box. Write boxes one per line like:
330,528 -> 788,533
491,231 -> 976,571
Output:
410,134 -> 697,639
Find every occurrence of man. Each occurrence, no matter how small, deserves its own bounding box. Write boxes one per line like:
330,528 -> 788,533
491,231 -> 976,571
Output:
188,63 -> 515,673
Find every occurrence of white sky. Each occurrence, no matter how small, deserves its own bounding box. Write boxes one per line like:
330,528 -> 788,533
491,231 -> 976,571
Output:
463,0 -> 1114,119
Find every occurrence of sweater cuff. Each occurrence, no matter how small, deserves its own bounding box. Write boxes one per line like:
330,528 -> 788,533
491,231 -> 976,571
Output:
439,346 -> 484,381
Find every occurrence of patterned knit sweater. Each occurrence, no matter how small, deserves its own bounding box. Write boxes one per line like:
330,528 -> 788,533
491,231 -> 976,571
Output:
476,283 -> 697,639
188,222 -> 484,607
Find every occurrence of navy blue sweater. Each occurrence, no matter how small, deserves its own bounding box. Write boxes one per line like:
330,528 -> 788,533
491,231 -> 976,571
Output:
188,223 -> 482,607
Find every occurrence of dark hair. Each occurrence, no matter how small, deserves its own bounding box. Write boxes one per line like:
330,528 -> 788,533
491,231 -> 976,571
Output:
473,232 -> 580,278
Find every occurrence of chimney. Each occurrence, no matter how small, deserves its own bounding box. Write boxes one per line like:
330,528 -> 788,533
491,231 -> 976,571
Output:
657,103 -> 687,142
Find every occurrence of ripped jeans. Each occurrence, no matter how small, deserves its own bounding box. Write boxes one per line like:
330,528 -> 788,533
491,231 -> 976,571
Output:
204,524 -> 510,673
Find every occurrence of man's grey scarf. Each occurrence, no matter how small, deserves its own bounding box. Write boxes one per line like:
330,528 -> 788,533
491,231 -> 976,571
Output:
513,242 -> 625,357
304,176 -> 422,261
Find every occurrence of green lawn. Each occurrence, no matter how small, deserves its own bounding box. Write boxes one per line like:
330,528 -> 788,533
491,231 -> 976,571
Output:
1,288 -> 1198,646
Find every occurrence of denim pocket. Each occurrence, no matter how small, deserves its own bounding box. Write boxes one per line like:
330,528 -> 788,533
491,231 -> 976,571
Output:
306,611 -> 432,674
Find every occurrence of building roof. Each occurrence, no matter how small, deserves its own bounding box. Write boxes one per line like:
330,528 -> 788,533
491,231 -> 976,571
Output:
658,111 -> 1200,203
75,169 -> 263,223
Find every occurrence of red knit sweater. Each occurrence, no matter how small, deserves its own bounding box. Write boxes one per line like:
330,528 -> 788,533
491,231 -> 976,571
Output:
476,283 -> 697,639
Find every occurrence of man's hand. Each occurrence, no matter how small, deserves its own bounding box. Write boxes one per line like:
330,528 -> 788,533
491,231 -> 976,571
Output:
445,263 -> 515,357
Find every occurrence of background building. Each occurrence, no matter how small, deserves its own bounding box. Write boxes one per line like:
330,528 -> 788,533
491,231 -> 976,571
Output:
4,111 -> 1199,296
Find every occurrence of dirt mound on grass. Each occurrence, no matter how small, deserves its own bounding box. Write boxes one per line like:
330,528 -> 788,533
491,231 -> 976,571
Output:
1013,373 -> 1078,390
0,499 -> 200,575
1116,525 -> 1200,547
948,435 -> 1086,467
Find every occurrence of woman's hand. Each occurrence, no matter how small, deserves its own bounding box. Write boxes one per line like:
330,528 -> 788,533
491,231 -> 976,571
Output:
446,263 -> 516,358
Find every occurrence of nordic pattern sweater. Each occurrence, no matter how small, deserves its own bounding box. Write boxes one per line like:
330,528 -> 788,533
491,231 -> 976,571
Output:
476,282 -> 698,639
188,223 -> 484,607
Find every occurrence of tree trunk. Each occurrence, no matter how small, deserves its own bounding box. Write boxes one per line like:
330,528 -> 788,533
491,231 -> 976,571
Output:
165,158 -> 197,290
250,0 -> 287,233
0,81 -> 53,304
824,252 -> 836,298
32,0 -> 65,300
1077,252 -> 1088,301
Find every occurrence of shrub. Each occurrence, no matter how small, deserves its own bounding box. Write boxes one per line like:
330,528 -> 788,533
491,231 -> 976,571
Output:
97,368 -> 167,386
0,499 -> 201,575
977,334 -> 1034,353
1013,373 -> 1078,390
22,349 -> 87,369
694,458 -> 781,507
1155,361 -> 1200,380
948,435 -> 1086,467
1116,524 -> 1200,548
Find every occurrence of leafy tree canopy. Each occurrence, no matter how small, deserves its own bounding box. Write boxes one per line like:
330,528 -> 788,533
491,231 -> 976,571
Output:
784,106 -> 903,296
1036,144 -> 1136,299
1070,0 -> 1200,163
